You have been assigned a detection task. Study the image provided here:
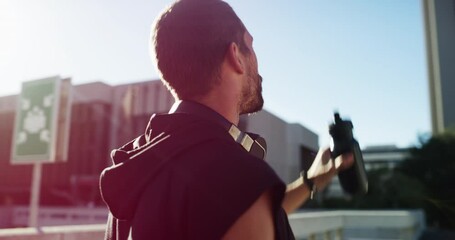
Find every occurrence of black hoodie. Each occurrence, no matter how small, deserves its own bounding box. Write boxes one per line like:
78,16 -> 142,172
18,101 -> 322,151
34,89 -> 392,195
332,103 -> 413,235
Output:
99,107 -> 293,239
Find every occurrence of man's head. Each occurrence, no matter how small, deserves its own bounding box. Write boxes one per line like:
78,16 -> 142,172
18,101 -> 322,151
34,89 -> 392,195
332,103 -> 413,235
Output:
152,0 -> 263,114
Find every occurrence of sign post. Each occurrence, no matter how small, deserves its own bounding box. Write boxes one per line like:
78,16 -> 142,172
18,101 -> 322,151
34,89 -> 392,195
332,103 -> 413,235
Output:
10,76 -> 71,227
29,162 -> 42,227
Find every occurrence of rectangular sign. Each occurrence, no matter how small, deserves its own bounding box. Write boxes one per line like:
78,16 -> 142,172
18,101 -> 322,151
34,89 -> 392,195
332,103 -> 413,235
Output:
11,76 -> 64,164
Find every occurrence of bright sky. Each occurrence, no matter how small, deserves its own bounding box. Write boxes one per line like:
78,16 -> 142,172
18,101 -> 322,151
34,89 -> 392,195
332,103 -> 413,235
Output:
0,0 -> 430,148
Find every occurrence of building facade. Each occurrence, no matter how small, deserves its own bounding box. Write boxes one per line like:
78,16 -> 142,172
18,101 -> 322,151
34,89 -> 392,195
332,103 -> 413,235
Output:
0,79 -> 318,206
424,0 -> 455,133
326,145 -> 411,198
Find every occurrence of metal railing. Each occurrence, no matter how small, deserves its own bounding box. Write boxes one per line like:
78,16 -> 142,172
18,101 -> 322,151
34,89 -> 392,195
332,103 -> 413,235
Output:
289,210 -> 425,240
0,208 -> 425,240
9,206 -> 108,227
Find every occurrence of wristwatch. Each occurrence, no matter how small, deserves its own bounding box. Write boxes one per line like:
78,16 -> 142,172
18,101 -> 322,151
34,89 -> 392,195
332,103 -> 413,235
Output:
301,170 -> 316,199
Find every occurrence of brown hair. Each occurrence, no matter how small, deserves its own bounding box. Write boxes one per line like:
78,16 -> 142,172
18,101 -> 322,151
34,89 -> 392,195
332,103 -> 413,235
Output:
152,0 -> 249,99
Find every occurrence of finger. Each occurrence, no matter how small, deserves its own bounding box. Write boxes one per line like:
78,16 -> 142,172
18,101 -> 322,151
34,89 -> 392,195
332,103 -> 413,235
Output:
321,147 -> 332,164
334,152 -> 354,170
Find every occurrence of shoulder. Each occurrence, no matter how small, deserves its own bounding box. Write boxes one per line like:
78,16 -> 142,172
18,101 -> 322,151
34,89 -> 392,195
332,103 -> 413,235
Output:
222,189 -> 275,240
139,114 -> 287,239
178,137 -> 282,188
168,139 -> 285,239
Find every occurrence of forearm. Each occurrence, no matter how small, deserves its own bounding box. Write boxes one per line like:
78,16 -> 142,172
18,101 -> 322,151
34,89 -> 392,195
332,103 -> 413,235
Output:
281,176 -> 311,214
281,148 -> 354,214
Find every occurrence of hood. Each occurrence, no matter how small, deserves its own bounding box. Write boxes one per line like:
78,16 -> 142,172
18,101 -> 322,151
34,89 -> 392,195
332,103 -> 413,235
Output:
99,114 -> 173,220
99,113 -> 225,221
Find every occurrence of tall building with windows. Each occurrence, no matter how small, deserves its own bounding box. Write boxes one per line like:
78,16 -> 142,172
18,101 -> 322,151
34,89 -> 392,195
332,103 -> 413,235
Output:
423,0 -> 455,133
0,79 -> 318,206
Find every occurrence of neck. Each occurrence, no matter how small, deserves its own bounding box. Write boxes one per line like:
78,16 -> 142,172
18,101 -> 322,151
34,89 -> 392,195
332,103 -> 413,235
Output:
184,92 -> 240,126
177,65 -> 243,125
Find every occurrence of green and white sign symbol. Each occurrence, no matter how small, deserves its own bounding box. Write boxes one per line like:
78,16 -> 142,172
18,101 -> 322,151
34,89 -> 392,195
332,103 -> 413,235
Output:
12,77 -> 60,163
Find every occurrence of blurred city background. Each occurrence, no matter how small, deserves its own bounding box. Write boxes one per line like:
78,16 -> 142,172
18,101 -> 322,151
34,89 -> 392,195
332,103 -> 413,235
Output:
0,0 -> 454,239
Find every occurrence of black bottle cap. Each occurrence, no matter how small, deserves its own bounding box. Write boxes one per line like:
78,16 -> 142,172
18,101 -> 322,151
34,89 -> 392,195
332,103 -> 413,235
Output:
329,112 -> 353,137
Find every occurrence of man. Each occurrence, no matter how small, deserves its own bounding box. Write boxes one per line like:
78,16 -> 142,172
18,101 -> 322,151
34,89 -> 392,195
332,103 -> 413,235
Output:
100,0 -> 353,239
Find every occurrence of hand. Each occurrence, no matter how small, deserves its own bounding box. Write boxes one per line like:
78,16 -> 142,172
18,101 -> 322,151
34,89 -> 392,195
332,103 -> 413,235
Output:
282,147 -> 354,213
306,146 -> 354,191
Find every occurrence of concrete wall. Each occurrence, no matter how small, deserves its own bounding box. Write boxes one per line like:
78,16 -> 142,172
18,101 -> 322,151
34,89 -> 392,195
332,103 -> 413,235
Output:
424,0 -> 455,133
71,82 -> 112,104
109,80 -> 173,151
246,110 -> 318,183
433,0 -> 455,130
286,123 -> 319,180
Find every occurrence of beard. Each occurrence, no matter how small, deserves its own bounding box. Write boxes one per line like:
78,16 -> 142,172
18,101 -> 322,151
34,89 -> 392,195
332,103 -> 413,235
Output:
239,73 -> 264,115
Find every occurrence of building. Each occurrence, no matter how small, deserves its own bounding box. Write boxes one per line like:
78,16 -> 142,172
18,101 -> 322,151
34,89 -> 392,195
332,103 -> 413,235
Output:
423,0 -> 455,133
0,79 -> 318,206
0,82 -> 113,206
326,145 -> 411,197
362,145 -> 411,171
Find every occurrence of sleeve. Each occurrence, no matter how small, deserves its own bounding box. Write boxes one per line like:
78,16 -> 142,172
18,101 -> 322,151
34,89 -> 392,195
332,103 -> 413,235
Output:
182,140 -> 286,240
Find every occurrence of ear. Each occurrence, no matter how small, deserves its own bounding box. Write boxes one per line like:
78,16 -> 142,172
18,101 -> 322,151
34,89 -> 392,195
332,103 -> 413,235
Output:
226,42 -> 245,74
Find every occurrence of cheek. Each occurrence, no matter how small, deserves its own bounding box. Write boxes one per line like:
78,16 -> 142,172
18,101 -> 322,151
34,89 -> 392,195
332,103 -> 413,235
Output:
248,55 -> 258,72
252,52 -> 258,68
252,51 -> 258,66
253,62 -> 259,74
